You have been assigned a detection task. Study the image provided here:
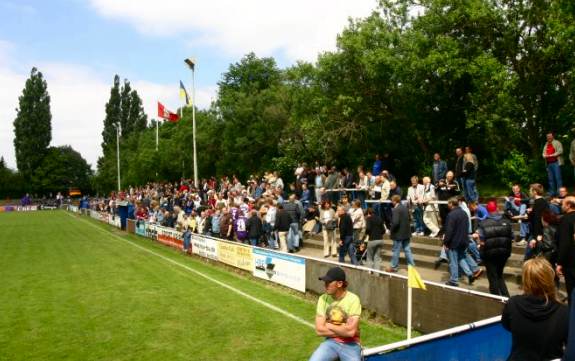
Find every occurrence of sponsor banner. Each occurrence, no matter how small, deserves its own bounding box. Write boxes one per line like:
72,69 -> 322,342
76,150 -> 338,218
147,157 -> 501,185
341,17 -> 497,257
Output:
146,223 -> 158,240
155,225 -> 183,249
0,205 -> 39,212
89,210 -> 101,220
252,248 -> 306,293
135,221 -> 147,237
107,214 -> 120,228
217,241 -> 253,271
191,235 -> 218,261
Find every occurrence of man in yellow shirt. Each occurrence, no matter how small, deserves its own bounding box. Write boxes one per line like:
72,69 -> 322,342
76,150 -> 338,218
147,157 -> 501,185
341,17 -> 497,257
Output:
309,267 -> 362,361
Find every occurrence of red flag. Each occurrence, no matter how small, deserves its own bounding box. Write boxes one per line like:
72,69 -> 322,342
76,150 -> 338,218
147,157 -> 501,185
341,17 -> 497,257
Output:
157,101 -> 180,122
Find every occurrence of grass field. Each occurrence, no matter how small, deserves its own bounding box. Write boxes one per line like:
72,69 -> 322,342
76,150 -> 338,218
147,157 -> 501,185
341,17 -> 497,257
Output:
0,211 -> 406,360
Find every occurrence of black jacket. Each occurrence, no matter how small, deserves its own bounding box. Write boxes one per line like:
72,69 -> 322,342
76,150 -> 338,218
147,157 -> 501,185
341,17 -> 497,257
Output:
558,211 -> 575,269
529,197 -> 548,238
443,207 -> 469,250
283,202 -> 301,224
478,215 -> 513,260
391,204 -> 411,240
275,209 -> 291,232
338,213 -> 353,240
502,295 -> 568,361
365,214 -> 384,241
246,215 -> 263,238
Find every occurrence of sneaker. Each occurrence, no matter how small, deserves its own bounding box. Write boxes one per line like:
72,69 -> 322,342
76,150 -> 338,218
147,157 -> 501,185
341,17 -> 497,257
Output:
412,231 -> 419,236
445,281 -> 458,287
430,231 -> 439,238
418,232 -> 425,236
473,268 -> 484,280
385,267 -> 398,273
516,239 -> 527,246
433,258 -> 446,270
468,275 -> 475,285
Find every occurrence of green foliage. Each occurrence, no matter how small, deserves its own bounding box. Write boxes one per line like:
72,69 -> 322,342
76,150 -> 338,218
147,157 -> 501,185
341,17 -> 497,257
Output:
13,67 -> 52,183
0,157 -> 24,199
32,146 -> 93,195
497,151 -> 546,188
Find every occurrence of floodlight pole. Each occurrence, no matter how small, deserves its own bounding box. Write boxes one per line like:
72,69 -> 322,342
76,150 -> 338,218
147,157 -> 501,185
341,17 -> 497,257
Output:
185,57 -> 198,188
115,122 -> 122,192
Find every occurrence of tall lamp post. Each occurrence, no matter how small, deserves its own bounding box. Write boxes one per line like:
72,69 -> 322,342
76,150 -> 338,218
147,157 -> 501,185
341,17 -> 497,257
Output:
115,122 -> 122,192
184,57 -> 198,188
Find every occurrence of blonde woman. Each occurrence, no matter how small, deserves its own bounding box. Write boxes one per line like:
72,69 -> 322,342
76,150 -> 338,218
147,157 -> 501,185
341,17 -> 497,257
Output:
502,257 -> 568,360
320,201 -> 337,257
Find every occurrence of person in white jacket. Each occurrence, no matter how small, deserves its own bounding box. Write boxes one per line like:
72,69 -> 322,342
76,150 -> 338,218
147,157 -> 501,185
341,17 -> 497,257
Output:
407,176 -> 425,236
422,177 -> 440,237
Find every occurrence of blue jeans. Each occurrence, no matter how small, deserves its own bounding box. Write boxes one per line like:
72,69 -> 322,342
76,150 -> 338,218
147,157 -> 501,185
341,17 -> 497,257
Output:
547,162 -> 562,197
288,223 -> 300,250
447,247 -> 473,284
339,235 -> 357,265
467,240 -> 481,263
505,201 -> 529,238
390,239 -> 415,270
309,338 -> 361,361
183,230 -> 191,251
249,238 -> 259,247
412,206 -> 424,233
268,230 -> 278,249
464,178 -> 478,202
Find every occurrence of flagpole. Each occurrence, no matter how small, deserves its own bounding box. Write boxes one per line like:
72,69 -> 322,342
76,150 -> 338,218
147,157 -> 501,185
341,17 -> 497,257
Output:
156,119 -> 159,152
191,64 -> 198,189
116,122 -> 121,192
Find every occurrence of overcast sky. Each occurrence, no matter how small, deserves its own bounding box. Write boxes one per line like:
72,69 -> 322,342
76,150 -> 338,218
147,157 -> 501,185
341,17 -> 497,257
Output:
0,0 -> 377,170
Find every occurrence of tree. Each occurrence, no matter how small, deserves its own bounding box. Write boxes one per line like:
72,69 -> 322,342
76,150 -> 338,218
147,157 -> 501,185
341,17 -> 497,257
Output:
13,67 -> 52,183
32,146 -> 93,195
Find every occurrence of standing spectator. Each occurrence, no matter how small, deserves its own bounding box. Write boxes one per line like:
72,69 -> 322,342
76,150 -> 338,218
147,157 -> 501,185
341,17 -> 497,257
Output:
443,198 -> 479,286
542,132 -> 564,197
454,148 -> 465,192
372,154 -> 382,176
365,207 -> 385,270
264,199 -> 278,249
462,147 -> 478,202
314,167 -> 326,205
324,167 -> 340,205
502,258 -> 568,361
556,196 -> 575,304
349,200 -> 365,244
210,209 -> 221,237
504,184 -> 529,243
436,171 -> 460,231
275,204 -> 291,253
320,201 -> 337,258
246,209 -> 263,247
337,205 -> 357,265
407,176 -> 425,236
219,208 -> 233,240
474,201 -> 513,297
527,183 -> 549,260
385,195 -> 414,273
432,153 -> 448,185
422,176 -> 440,237
284,194 -> 302,253
310,267 -> 362,361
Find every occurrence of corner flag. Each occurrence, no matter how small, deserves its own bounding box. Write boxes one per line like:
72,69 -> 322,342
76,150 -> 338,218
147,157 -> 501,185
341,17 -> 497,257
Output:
408,265 -> 426,290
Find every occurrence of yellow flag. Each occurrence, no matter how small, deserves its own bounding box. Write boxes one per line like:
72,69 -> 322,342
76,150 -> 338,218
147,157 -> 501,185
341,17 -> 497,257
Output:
408,265 -> 427,290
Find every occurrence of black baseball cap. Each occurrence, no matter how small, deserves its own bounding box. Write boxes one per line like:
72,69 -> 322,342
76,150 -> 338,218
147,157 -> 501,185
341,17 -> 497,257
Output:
319,267 -> 346,282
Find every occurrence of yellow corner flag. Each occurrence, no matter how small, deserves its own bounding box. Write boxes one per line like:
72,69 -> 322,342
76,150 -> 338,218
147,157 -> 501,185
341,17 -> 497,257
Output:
408,265 -> 427,290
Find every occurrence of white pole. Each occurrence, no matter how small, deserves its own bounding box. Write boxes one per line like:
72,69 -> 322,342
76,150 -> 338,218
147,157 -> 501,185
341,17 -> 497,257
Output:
156,119 -> 159,152
407,285 -> 412,340
192,66 -> 198,188
116,123 -> 121,192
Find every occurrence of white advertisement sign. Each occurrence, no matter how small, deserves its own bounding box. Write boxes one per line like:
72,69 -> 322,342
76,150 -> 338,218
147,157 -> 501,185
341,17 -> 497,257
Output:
252,248 -> 306,293
191,235 -> 218,261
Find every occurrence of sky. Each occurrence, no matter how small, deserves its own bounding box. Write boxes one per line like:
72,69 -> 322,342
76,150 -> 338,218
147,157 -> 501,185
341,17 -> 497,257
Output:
0,0 -> 378,171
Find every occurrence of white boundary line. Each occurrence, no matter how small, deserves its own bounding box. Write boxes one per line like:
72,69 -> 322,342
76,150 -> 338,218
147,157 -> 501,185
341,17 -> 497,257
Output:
65,212 -> 314,329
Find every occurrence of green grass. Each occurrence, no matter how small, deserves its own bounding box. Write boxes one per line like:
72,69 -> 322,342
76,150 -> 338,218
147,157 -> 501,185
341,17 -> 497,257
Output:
0,211 -> 406,361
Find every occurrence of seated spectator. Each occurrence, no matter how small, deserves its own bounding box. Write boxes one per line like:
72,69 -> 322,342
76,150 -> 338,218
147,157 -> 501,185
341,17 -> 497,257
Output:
504,183 -> 529,243
302,204 -> 320,235
502,257 -> 568,361
549,186 -> 569,214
